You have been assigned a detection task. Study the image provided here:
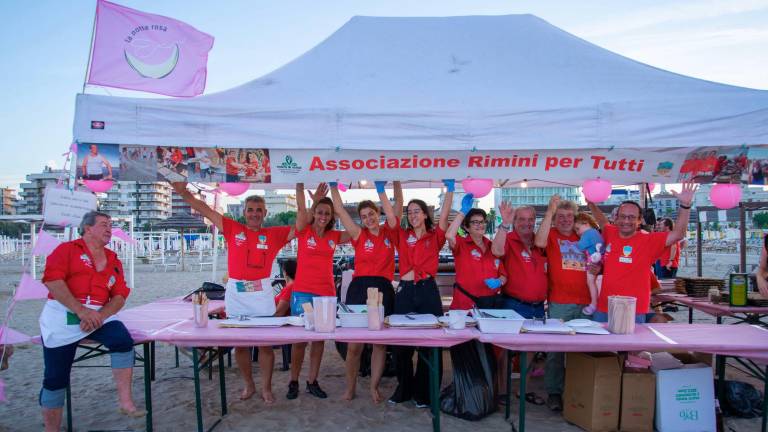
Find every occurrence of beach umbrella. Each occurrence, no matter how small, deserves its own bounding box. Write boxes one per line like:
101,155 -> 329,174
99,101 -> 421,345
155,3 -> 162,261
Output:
154,213 -> 208,271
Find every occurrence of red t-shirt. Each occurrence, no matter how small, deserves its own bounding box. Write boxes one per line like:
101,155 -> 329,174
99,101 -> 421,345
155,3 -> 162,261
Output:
293,227 -> 345,296
225,156 -> 239,175
658,240 -> 681,269
501,231 -> 548,303
42,239 -> 130,306
351,224 -> 397,280
274,282 -> 293,305
600,224 -> 668,313
396,226 -> 446,281
222,217 -> 291,281
451,234 -> 503,310
545,229 -> 591,305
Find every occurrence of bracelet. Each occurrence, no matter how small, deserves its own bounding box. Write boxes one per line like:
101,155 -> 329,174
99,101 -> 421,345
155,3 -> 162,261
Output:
679,203 -> 691,210
499,224 -> 512,231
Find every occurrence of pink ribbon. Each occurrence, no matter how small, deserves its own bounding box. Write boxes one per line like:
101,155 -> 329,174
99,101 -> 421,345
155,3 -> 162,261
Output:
31,230 -> 61,257
13,273 -> 49,301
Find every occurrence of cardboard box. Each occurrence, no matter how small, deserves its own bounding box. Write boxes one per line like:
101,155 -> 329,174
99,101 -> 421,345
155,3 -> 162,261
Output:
620,369 -> 655,432
564,352 -> 622,432
654,364 -> 716,432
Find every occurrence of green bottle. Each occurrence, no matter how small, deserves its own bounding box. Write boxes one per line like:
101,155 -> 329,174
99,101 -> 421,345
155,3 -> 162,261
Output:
729,273 -> 748,307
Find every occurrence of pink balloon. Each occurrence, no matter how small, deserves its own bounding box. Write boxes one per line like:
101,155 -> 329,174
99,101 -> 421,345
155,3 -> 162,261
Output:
582,179 -> 612,203
338,183 -> 348,192
709,184 -> 741,209
647,183 -> 657,193
461,178 -> 494,198
218,182 -> 250,196
83,180 -> 114,193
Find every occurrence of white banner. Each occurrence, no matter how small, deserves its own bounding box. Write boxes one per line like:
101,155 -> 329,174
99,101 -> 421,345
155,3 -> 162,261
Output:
269,148 -> 688,185
42,186 -> 97,227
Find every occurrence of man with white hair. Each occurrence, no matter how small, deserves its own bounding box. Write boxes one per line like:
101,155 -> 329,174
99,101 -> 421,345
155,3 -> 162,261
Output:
39,211 -> 141,432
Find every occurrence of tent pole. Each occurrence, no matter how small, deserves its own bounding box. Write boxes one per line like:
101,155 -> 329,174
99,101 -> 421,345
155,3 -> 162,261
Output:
211,192 -> 220,282
30,223 -> 37,279
740,203 -> 747,273
81,2 -> 98,93
696,220 -> 703,277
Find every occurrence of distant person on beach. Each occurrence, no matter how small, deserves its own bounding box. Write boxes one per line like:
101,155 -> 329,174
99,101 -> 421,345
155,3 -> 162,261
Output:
81,144 -> 112,180
39,211 -> 143,431
274,259 -> 297,317
172,182 -> 295,404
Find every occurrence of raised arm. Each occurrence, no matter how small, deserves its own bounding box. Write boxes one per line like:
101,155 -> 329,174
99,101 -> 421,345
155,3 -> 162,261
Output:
446,194 -> 474,249
667,181 -> 697,246
492,201 -> 515,257
438,179 -> 455,231
171,182 -> 223,231
393,180 -> 404,221
587,201 -> 609,229
295,183 -> 309,233
376,181 -> 399,229
330,182 -> 361,240
535,194 -> 559,248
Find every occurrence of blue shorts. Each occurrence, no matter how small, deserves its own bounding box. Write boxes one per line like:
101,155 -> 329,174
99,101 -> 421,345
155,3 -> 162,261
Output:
500,296 -> 545,319
290,291 -> 320,316
593,311 -> 646,324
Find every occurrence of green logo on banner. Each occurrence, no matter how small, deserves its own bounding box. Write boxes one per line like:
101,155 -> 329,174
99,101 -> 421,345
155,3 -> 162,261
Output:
66,311 -> 81,325
276,154 -> 302,174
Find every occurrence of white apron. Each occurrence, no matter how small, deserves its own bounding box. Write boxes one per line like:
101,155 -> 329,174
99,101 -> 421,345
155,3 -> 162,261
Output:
39,299 -> 118,348
225,278 -> 275,318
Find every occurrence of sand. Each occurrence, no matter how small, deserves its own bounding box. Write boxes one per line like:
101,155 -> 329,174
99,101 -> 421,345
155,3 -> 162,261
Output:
0,253 -> 763,431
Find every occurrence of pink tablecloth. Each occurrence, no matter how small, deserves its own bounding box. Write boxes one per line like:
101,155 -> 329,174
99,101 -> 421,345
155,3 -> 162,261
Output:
654,293 -> 768,317
151,320 -> 477,348
118,297 -> 224,342
479,323 -> 768,362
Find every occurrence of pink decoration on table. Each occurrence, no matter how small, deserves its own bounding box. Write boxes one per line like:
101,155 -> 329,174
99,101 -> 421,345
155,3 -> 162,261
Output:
31,230 -> 62,257
83,179 -> 114,193
13,273 -> 49,301
111,228 -> 138,244
461,178 -> 494,198
709,183 -> 742,209
582,179 -> 612,203
338,183 -> 348,192
218,182 -> 249,196
87,0 -> 215,97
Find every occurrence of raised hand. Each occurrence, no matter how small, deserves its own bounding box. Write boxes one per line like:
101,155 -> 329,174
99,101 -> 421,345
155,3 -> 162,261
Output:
374,181 -> 387,194
329,181 -> 338,188
671,181 -> 698,207
442,179 -> 455,193
460,193 -> 474,215
311,183 -> 329,202
499,201 -> 516,225
547,194 -> 561,211
171,182 -> 189,195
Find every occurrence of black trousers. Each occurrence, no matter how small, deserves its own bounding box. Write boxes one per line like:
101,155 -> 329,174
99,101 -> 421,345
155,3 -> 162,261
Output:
390,278 -> 443,404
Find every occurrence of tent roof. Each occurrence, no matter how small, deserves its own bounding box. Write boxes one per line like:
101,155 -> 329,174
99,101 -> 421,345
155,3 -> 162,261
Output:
74,14 -> 768,151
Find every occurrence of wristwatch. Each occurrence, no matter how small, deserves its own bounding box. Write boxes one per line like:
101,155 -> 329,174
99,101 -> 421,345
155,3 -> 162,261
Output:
499,224 -> 512,231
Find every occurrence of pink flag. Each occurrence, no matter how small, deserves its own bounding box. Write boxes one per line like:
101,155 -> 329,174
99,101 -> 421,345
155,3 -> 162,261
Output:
31,230 -> 62,257
87,0 -> 215,97
0,326 -> 31,346
112,227 -> 138,244
13,274 -> 49,301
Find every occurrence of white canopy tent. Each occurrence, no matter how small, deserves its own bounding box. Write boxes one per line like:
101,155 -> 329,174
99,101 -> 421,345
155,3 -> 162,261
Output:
72,14 -> 768,187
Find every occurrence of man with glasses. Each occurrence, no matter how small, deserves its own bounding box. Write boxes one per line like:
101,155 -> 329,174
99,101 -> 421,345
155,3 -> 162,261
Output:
172,182 -> 295,404
533,195 -> 588,412
587,182 -> 697,323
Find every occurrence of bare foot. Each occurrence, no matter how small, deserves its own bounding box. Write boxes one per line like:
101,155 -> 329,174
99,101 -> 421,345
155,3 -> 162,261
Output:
342,388 -> 356,401
261,389 -> 275,405
240,385 -> 256,400
370,387 -> 384,404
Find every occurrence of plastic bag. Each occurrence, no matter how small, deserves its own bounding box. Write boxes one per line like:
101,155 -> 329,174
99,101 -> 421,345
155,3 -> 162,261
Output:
721,380 -> 763,418
440,340 -> 497,421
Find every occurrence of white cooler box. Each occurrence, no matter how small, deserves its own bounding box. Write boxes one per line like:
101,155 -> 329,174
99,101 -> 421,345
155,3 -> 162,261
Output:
474,309 -> 525,334
338,304 -> 369,328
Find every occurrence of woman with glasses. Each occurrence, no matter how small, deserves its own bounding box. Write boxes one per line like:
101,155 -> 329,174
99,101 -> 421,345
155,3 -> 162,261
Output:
287,182 -> 352,400
445,194 -> 506,310
388,180 -> 454,407
329,181 -> 403,403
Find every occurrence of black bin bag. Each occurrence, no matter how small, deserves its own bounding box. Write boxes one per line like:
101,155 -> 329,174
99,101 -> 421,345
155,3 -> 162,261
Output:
440,340 -> 497,421
721,380 -> 763,418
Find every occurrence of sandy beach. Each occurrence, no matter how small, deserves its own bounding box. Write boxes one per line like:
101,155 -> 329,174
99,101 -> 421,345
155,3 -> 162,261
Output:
0,253 -> 763,431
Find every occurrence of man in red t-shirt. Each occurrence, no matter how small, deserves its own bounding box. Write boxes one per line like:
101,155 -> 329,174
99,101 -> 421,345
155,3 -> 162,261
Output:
173,182 -> 295,404
533,195 -> 590,412
40,211 -> 141,431
587,182 -> 697,323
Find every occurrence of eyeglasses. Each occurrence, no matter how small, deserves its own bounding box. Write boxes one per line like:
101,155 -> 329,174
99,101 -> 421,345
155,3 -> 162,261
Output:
616,214 -> 639,221
468,220 -> 487,226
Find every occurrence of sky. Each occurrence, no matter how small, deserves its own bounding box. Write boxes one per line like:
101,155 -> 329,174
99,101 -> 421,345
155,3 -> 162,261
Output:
1,0 -> 767,209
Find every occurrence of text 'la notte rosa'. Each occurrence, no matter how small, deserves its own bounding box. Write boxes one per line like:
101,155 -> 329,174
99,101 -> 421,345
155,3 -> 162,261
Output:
308,154 -> 646,172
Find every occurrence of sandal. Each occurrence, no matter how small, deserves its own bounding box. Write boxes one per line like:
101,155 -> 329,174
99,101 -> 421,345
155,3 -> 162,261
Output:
515,391 -> 545,406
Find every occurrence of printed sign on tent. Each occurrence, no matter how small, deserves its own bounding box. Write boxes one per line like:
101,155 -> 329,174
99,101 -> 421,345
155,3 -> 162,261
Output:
42,186 -> 97,227
269,148 -> 687,185
747,146 -> 768,185
677,147 -> 749,184
77,143 -> 121,181
152,146 -> 272,183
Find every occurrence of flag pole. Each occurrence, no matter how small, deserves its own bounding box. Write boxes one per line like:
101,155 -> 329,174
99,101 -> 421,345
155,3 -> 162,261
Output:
82,1 -> 99,93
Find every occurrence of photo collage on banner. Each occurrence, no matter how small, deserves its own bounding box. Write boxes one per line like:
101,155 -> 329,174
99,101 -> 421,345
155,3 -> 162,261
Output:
117,146 -> 272,183
677,146 -> 749,184
747,147 -> 768,185
77,143 -> 121,180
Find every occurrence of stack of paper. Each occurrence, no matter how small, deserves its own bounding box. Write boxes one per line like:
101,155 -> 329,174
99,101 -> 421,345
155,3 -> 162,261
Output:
387,314 -> 440,329
218,317 -> 289,328
521,319 -> 575,335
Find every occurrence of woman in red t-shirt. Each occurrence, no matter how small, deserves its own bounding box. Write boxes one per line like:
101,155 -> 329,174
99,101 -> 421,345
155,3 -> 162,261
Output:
389,179 -> 453,407
287,183 -> 351,400
446,194 -> 506,310
330,180 -> 403,403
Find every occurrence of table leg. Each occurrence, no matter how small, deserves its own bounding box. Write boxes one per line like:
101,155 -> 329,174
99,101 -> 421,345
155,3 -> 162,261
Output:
430,347 -> 440,432
193,348 -> 203,432
65,384 -> 73,432
717,316 -> 723,324
505,350 -> 512,419
218,347 -> 227,416
175,346 -> 180,368
762,365 -> 767,432
688,306 -> 693,324
519,351 -> 527,432
143,342 -> 153,432
150,341 -> 156,381
715,355 -> 726,404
